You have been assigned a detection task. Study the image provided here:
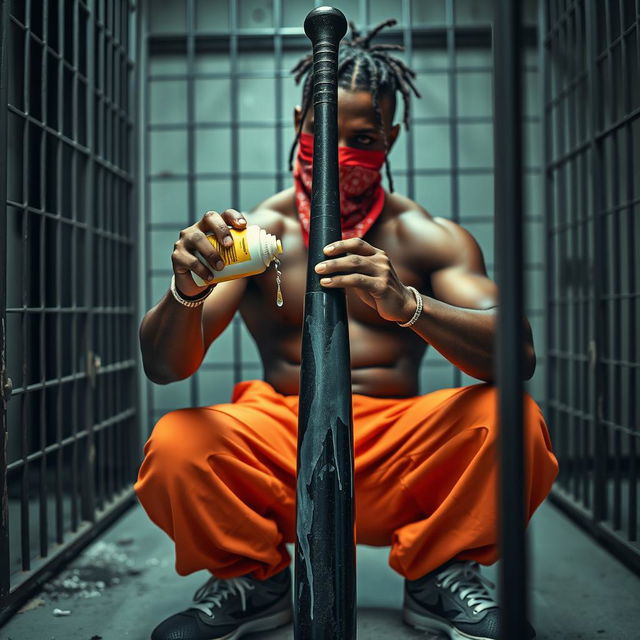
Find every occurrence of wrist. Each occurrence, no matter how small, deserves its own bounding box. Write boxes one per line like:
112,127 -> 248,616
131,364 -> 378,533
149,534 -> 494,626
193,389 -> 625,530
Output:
174,272 -> 216,299
175,281 -> 214,300
399,286 -> 418,322
396,286 -> 423,327
170,274 -> 214,308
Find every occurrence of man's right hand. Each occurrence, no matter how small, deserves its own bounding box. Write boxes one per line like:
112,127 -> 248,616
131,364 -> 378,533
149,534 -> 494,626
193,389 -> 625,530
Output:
171,209 -> 247,297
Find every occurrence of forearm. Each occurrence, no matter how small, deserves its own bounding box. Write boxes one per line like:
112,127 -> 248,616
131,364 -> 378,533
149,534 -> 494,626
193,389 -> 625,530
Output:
139,289 -> 206,384
407,294 -> 529,383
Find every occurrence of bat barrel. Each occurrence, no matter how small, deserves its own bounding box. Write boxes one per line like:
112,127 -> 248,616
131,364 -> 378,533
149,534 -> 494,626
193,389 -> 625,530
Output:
294,6 -> 356,640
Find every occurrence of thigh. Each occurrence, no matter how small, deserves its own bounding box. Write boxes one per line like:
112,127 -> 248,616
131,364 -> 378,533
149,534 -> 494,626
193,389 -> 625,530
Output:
352,385 -> 486,545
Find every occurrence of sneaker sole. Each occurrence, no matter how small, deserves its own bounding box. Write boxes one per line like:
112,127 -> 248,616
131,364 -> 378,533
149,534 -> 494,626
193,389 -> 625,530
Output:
403,607 -> 495,640
211,608 -> 292,640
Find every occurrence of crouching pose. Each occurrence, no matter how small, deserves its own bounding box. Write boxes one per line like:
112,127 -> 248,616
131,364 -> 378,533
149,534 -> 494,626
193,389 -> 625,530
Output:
136,19 -> 558,640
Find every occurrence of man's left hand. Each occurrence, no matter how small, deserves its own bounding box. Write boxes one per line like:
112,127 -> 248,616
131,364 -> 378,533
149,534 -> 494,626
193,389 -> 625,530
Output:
314,237 -> 417,324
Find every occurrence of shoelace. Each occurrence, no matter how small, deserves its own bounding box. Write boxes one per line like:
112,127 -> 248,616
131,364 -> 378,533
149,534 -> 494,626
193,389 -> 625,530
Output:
190,575 -> 256,617
436,561 -> 497,614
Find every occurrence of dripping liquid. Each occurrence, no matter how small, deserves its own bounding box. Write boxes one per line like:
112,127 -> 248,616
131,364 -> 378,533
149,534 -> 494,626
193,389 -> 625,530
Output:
274,258 -> 283,307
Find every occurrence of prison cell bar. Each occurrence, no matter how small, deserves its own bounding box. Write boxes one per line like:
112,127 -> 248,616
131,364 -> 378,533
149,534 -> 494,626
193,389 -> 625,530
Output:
0,0 -> 140,623
0,0 -> 11,604
294,7 -> 355,639
493,1 -> 529,639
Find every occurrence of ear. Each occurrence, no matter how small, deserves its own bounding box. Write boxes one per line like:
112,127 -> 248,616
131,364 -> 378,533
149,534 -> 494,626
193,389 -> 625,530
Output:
387,123 -> 401,152
294,106 -> 302,132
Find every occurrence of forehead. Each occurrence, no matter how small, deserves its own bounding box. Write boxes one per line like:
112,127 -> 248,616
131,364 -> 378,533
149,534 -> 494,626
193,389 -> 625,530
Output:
335,88 -> 394,126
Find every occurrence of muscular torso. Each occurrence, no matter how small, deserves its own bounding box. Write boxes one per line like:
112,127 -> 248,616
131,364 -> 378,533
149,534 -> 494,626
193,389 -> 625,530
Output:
232,187 -> 448,398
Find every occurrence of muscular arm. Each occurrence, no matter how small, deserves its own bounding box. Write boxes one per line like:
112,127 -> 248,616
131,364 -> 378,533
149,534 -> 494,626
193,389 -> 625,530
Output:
139,277 -> 247,384
403,216 -> 535,382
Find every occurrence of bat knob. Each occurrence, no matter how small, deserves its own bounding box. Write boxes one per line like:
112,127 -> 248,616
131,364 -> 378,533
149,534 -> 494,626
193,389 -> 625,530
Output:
304,6 -> 348,44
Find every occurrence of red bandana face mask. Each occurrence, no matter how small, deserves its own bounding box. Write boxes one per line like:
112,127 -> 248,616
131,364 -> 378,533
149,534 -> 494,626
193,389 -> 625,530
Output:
293,132 -> 386,248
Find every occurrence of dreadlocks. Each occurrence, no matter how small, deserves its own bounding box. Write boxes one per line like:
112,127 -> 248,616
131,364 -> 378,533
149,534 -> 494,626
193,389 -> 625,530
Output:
288,18 -> 421,193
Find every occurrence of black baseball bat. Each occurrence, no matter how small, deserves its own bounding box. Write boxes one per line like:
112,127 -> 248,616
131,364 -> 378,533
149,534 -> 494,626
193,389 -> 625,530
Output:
294,7 -> 355,639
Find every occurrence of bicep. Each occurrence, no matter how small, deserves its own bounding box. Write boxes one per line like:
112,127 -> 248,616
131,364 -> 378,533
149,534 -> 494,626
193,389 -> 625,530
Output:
201,277 -> 248,352
428,218 -> 498,310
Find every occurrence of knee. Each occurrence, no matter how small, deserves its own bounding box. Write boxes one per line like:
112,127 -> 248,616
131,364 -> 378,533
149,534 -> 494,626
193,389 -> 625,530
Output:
141,407 -> 237,470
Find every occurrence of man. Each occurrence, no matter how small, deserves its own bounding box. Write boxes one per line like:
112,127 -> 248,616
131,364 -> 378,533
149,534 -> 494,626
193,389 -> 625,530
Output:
135,20 -> 558,640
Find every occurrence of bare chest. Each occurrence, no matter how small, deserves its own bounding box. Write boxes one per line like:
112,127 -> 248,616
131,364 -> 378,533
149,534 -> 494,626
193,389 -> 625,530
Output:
241,217 -> 427,330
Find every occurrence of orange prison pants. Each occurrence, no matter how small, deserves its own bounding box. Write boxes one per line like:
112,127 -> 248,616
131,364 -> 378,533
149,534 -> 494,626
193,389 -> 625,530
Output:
134,379 -> 558,582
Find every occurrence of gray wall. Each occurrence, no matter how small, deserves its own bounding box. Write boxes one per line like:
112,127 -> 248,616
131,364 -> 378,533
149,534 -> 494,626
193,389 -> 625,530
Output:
140,0 -> 544,426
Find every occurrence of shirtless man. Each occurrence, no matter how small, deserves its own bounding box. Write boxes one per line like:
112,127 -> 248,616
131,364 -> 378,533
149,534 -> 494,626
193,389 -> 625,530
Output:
135,20 -> 558,640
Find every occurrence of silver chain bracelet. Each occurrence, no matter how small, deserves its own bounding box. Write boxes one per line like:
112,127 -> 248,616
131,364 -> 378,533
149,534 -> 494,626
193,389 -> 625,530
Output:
170,274 -> 214,308
396,286 -> 423,327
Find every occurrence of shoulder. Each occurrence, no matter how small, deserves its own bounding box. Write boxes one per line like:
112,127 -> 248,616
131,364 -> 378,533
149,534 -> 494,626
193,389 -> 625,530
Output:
386,192 -> 486,271
243,187 -> 297,236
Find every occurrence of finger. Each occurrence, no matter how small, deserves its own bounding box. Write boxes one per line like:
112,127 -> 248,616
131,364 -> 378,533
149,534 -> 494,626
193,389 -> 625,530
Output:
220,208 -> 247,229
315,254 -> 377,276
172,247 -> 217,283
179,229 -> 225,271
199,211 -> 234,248
319,273 -> 383,294
324,237 -> 378,257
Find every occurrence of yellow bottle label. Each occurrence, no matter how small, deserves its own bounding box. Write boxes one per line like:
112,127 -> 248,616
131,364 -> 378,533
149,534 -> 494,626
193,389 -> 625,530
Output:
207,229 -> 251,264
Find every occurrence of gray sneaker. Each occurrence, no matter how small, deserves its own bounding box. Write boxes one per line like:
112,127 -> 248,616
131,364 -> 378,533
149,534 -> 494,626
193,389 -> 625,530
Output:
403,559 -> 535,639
151,566 -> 292,639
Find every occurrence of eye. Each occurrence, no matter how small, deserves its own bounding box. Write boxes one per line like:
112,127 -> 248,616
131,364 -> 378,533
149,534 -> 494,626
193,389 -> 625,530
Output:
355,135 -> 373,145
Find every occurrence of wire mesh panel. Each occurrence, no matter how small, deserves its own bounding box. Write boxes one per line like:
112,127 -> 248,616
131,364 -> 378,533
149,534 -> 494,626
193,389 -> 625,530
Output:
142,0 -> 543,429
0,0 -> 140,619
544,0 -> 640,571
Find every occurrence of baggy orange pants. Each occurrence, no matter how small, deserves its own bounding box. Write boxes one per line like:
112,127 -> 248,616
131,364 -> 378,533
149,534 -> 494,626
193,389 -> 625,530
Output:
134,378 -> 559,582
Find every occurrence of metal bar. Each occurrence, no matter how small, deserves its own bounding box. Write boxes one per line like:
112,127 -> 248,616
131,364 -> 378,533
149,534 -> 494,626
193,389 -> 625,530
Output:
20,0 -> 33,573
446,0 -> 461,389
401,0 -> 414,200
229,0 -> 242,387
587,0 -> 607,526
274,0 -> 283,192
49,0 -> 65,546
294,8 -> 355,639
0,0 -> 12,603
543,0 -> 554,490
80,0 -> 97,523
493,2 -> 528,639
186,0 -> 198,408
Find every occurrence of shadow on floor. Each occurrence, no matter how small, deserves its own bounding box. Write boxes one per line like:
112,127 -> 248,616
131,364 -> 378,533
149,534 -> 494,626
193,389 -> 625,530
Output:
1,499 -> 639,640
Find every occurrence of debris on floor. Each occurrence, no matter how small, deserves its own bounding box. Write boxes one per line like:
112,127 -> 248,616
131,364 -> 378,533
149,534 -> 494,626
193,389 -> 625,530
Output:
42,539 -> 144,602
17,597 -> 46,614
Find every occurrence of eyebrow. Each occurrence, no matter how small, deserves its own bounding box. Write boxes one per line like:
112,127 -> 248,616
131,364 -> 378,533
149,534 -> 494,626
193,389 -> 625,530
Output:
351,127 -> 378,134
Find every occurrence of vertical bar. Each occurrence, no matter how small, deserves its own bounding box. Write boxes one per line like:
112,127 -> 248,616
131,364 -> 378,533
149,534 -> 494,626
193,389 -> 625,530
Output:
542,0 -> 553,483
493,2 -> 527,640
586,0 -> 607,525
186,0 -> 198,408
52,0 -> 65,540
274,0 -> 283,192
229,0 -> 242,387
81,0 -> 96,523
21,0 -> 32,572
143,0 -> 154,434
401,0 -> 414,200
295,8 -> 354,639
0,0 -> 12,604
446,0 -> 462,388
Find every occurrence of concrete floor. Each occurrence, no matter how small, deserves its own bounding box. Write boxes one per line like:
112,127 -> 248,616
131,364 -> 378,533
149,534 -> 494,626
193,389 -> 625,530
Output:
1,499 -> 639,640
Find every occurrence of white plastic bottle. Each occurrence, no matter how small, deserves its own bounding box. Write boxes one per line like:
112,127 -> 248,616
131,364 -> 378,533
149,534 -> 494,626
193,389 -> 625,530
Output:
191,224 -> 283,286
